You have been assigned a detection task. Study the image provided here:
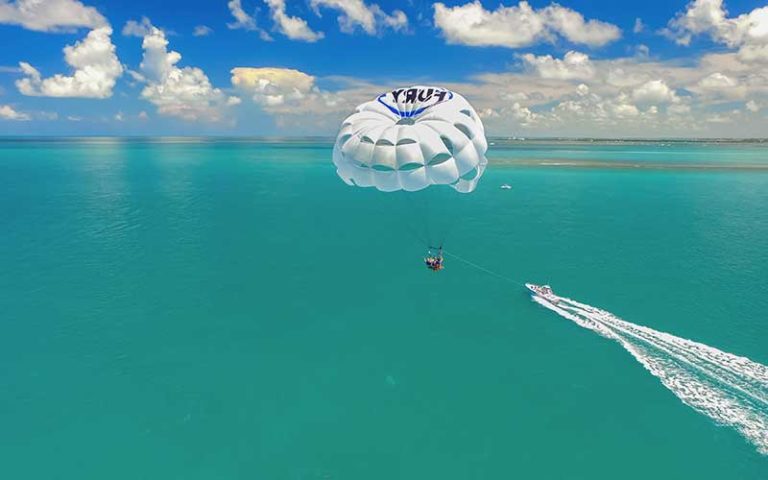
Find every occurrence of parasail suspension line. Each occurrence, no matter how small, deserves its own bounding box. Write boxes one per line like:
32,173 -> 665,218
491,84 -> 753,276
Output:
442,250 -> 520,284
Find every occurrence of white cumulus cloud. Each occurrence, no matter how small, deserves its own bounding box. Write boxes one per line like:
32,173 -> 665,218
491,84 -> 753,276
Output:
737,43 -> 768,63
522,51 -> 595,80
475,102 -> 540,126
667,0 -> 737,46
543,3 -> 622,46
434,1 -> 545,48
698,71 -> 738,89
0,0 -> 106,32
135,21 -> 238,121
16,26 -> 123,98
691,71 -> 746,98
433,1 -> 620,48
667,0 -> 768,63
232,67 -> 316,107
632,79 -> 679,104
554,89 -> 641,124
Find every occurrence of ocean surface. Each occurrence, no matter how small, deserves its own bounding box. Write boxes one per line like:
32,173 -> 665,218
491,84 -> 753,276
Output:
1,138 -> 767,479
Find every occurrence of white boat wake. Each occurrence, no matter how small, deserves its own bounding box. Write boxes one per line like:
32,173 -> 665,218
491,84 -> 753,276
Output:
530,289 -> 768,455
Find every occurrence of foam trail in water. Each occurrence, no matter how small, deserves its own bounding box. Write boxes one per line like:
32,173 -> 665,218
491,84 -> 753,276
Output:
531,293 -> 768,455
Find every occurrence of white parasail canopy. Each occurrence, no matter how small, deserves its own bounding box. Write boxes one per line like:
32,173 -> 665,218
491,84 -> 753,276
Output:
332,86 -> 488,193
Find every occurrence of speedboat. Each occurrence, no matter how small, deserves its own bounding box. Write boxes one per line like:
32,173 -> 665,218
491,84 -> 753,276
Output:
525,283 -> 556,299
500,184 -> 512,190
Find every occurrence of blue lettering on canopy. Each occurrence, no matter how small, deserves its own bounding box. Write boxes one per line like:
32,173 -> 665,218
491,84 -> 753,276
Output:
377,88 -> 454,118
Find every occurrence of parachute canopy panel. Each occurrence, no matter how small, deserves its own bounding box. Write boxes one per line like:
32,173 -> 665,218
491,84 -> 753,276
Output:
333,86 -> 488,193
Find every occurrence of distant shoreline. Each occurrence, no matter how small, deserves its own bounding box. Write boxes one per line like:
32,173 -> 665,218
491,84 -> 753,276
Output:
1,136 -> 768,145
494,159 -> 768,171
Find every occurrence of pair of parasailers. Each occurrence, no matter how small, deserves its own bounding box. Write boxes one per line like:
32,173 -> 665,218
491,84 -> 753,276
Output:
424,247 -> 444,272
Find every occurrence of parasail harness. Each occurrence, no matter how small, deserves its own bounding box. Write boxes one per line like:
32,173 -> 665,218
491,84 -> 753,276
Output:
425,246 -> 444,272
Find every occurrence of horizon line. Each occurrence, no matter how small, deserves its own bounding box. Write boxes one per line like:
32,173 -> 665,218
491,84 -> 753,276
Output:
1,136 -> 768,143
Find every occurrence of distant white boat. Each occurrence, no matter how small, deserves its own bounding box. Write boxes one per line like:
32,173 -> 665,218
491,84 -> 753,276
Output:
500,184 -> 512,190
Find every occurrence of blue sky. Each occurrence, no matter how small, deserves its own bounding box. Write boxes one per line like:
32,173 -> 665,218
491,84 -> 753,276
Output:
1,0 -> 767,137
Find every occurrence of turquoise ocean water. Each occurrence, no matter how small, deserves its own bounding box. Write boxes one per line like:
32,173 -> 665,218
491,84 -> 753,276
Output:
1,138 -> 767,479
